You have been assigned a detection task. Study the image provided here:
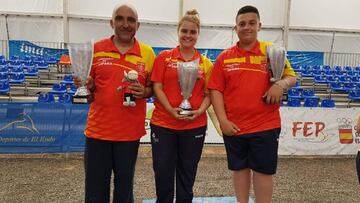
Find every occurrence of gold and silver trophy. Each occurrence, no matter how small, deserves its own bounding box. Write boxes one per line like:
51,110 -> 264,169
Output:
267,45 -> 286,82
177,59 -> 199,115
68,41 -> 94,104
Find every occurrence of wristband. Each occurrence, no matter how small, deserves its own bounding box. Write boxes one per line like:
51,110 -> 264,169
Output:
274,81 -> 286,90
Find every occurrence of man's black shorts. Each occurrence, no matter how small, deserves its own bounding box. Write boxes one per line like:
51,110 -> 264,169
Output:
223,128 -> 280,175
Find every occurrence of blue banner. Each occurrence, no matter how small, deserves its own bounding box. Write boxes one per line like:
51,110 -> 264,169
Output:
0,102 -> 88,153
287,51 -> 324,66
9,40 -> 68,60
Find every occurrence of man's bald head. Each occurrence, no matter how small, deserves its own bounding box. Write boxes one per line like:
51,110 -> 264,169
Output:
112,4 -> 138,21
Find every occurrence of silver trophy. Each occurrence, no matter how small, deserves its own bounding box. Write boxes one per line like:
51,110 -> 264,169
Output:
267,45 -> 286,82
177,59 -> 199,115
68,41 -> 94,103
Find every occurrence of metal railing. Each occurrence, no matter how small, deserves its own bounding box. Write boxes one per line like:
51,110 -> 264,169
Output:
324,52 -> 360,67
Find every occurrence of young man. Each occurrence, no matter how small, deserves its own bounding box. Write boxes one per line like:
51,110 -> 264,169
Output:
74,4 -> 155,203
207,5 -> 296,203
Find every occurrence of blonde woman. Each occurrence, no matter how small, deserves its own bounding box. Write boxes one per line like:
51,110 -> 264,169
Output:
150,9 -> 213,203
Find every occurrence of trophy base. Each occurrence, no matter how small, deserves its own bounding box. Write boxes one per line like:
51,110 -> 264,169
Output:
72,95 -> 89,104
179,109 -> 193,116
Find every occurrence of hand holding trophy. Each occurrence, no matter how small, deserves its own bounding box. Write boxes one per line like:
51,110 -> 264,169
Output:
177,59 -> 199,115
68,41 -> 94,103
267,45 -> 286,82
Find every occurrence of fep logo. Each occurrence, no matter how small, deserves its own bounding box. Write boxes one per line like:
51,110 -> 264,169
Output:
336,118 -> 353,144
292,121 -> 328,143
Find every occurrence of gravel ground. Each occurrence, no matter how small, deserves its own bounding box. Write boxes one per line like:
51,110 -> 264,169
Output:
0,146 -> 359,203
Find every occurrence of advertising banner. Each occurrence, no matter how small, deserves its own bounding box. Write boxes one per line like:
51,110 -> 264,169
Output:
9,40 -> 68,60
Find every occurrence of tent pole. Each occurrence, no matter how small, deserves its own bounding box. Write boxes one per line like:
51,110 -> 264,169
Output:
283,0 -> 291,50
63,0 -> 69,47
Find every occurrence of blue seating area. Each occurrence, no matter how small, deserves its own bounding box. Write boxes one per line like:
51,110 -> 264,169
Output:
292,64 -> 360,107
0,52 -> 359,108
37,92 -> 55,103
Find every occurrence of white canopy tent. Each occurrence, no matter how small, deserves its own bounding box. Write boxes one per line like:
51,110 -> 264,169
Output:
0,0 -> 360,64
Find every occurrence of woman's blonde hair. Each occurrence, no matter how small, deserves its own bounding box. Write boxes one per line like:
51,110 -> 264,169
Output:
178,9 -> 200,32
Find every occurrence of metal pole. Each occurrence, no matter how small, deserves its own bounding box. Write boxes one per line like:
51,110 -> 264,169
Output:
329,32 -> 335,67
5,14 -> 10,59
179,0 -> 184,21
63,0 -> 69,46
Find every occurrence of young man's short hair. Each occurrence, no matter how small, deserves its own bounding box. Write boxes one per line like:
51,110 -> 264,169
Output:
236,5 -> 260,20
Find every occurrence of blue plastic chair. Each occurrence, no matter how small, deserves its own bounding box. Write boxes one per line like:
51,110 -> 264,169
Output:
344,66 -> 353,72
346,71 -> 357,77
8,55 -> 19,64
355,66 -> 360,73
348,90 -> 360,101
58,93 -> 72,104
0,59 -> 6,66
25,66 -> 39,76
0,72 -> 8,81
322,65 -> 331,71
320,99 -> 335,108
37,92 -> 55,103
348,90 -> 360,107
68,84 -> 77,95
61,74 -> 74,85
0,80 -> 10,94
286,98 -> 301,107
287,88 -> 302,99
50,83 -> 67,94
343,83 -> 355,92
23,61 -> 35,70
302,89 -> 318,99
9,72 -> 25,84
313,69 -> 324,76
303,97 -> 319,107
301,69 -> 314,77
326,75 -> 337,83
292,65 -> 303,72
350,76 -> 359,84
314,75 -> 327,84
337,76 -> 350,83
0,64 -> 8,73
36,61 -> 49,70
334,66 -> 343,72
329,82 -> 345,92
324,70 -> 335,77
9,65 -> 23,74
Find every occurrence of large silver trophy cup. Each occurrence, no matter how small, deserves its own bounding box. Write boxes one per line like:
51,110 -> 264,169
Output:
177,59 -> 199,115
68,41 -> 94,104
267,45 -> 286,82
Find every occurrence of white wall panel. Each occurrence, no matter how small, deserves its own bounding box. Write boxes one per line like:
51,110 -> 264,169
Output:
184,0 -> 285,26
290,0 -> 360,30
258,29 -> 283,45
7,16 -> 63,42
0,16 -> 7,40
196,27 -> 233,49
68,0 -> 179,23
288,31 -> 333,52
333,33 -> 360,53
69,19 -> 113,43
0,0 -> 62,14
136,24 -> 177,48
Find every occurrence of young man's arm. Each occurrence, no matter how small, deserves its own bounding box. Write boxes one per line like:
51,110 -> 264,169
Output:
263,75 -> 296,104
210,90 -> 240,136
